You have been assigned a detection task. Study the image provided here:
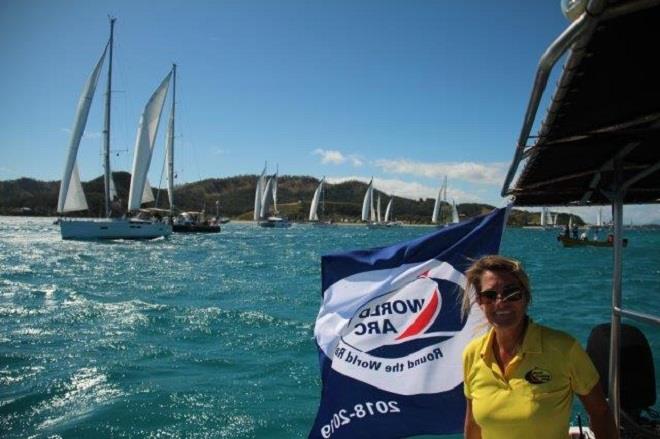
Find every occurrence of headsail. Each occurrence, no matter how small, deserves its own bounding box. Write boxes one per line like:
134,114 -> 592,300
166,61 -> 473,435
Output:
127,71 -> 172,211
260,177 -> 274,219
376,195 -> 382,223
272,171 -> 278,214
309,178 -> 324,221
384,198 -> 393,222
57,43 -> 109,213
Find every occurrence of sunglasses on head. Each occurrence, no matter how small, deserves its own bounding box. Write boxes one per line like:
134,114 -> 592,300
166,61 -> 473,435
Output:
477,286 -> 524,303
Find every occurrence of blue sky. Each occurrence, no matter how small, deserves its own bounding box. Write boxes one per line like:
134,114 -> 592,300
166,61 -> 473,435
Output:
2,0 -> 659,223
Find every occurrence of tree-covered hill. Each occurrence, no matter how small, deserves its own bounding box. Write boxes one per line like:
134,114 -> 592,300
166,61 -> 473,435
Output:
0,173 -> 585,226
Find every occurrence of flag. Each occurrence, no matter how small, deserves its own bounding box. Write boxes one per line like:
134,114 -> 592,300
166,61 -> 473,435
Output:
310,206 -> 509,438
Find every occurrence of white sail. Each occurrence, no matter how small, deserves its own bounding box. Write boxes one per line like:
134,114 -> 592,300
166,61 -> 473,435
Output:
569,215 -> 573,229
253,166 -> 266,221
309,178 -> 324,221
442,176 -> 448,203
62,163 -> 89,212
109,173 -> 118,201
431,187 -> 442,223
376,195 -> 382,223
142,179 -> 155,204
260,177 -> 273,219
384,198 -> 393,222
540,207 -> 547,227
596,209 -> 603,227
272,172 -> 278,214
451,200 -> 459,224
57,44 -> 108,213
361,179 -> 373,222
127,71 -> 172,211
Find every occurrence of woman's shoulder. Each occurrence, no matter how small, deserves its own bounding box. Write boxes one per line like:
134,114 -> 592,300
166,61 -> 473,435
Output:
534,321 -> 580,350
463,329 -> 490,359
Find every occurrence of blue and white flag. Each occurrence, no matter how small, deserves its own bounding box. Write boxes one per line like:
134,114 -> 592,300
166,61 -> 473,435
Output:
310,207 -> 509,438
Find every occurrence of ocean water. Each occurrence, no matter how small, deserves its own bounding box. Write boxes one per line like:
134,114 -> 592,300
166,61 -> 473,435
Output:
1,216 -> 658,438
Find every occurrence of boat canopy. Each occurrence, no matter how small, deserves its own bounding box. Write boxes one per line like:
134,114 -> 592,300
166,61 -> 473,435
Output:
500,0 -> 660,431
502,0 -> 660,206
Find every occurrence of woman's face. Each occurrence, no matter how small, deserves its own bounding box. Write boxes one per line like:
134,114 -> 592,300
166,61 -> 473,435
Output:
477,270 -> 528,331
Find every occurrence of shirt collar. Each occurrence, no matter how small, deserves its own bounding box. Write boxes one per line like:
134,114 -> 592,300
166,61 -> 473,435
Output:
479,317 -> 542,359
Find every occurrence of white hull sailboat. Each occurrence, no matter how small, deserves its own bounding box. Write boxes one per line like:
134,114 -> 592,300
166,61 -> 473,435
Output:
309,177 -> 335,227
57,18 -> 172,240
431,176 -> 448,227
60,218 -> 171,240
255,167 -> 291,228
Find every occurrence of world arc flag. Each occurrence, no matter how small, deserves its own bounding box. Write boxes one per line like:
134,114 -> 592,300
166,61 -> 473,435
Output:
309,206 -> 509,438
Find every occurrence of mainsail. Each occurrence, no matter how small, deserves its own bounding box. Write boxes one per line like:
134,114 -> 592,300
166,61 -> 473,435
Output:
127,71 -> 172,211
57,43 -> 109,213
253,166 -> 266,221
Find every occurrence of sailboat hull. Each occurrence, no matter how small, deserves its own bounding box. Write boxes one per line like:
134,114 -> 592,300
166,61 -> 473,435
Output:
60,218 -> 171,240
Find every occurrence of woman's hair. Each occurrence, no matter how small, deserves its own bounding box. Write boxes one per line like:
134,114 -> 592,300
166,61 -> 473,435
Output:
461,255 -> 531,318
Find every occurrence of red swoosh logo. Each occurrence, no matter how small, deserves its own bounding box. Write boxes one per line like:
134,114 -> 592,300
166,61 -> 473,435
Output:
395,288 -> 439,340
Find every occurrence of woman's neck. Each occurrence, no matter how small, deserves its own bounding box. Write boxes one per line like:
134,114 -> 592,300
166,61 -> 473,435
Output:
494,317 -> 528,355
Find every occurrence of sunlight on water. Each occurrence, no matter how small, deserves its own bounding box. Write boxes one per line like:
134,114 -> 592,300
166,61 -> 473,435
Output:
0,217 -> 658,437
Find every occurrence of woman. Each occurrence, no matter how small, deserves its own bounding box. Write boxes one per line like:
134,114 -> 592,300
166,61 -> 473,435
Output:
461,255 -> 617,439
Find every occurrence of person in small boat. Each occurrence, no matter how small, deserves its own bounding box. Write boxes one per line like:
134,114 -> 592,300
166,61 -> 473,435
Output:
461,255 -> 618,439
572,224 -> 579,239
580,231 -> 588,240
563,224 -> 570,238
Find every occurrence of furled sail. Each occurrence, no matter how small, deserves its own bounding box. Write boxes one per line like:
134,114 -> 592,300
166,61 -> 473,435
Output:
309,178 -> 324,221
57,43 -> 108,213
127,71 -> 172,211
361,179 -> 373,222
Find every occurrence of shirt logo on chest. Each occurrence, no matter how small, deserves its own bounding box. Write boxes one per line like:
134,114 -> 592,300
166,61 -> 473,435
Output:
524,367 -> 552,384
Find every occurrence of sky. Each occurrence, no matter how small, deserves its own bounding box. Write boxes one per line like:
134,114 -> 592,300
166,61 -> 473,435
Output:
1,0 -> 659,224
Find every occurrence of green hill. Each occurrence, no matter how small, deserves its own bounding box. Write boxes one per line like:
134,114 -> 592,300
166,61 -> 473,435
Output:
0,173 -> 584,226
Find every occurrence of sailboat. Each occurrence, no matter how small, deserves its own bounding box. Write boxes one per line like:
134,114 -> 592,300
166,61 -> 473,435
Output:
57,18 -> 172,240
161,65 -> 219,234
361,180 -> 387,229
383,197 -> 402,227
431,176 -> 448,226
255,167 -> 291,228
309,177 -> 335,227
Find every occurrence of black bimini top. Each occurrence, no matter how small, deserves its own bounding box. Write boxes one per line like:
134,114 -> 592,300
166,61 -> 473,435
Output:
502,0 -> 660,206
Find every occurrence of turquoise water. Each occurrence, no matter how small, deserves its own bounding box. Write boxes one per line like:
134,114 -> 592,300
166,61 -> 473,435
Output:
1,216 -> 658,438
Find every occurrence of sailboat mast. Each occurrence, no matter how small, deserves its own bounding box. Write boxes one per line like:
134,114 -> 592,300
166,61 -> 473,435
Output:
102,17 -> 115,218
168,63 -> 176,216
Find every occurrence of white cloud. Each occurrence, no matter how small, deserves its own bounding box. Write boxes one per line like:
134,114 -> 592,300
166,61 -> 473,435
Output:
374,159 -> 507,186
313,149 -> 363,167
326,176 -> 483,203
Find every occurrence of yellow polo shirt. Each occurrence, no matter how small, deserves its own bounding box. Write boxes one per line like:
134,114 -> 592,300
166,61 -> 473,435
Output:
463,320 -> 599,439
